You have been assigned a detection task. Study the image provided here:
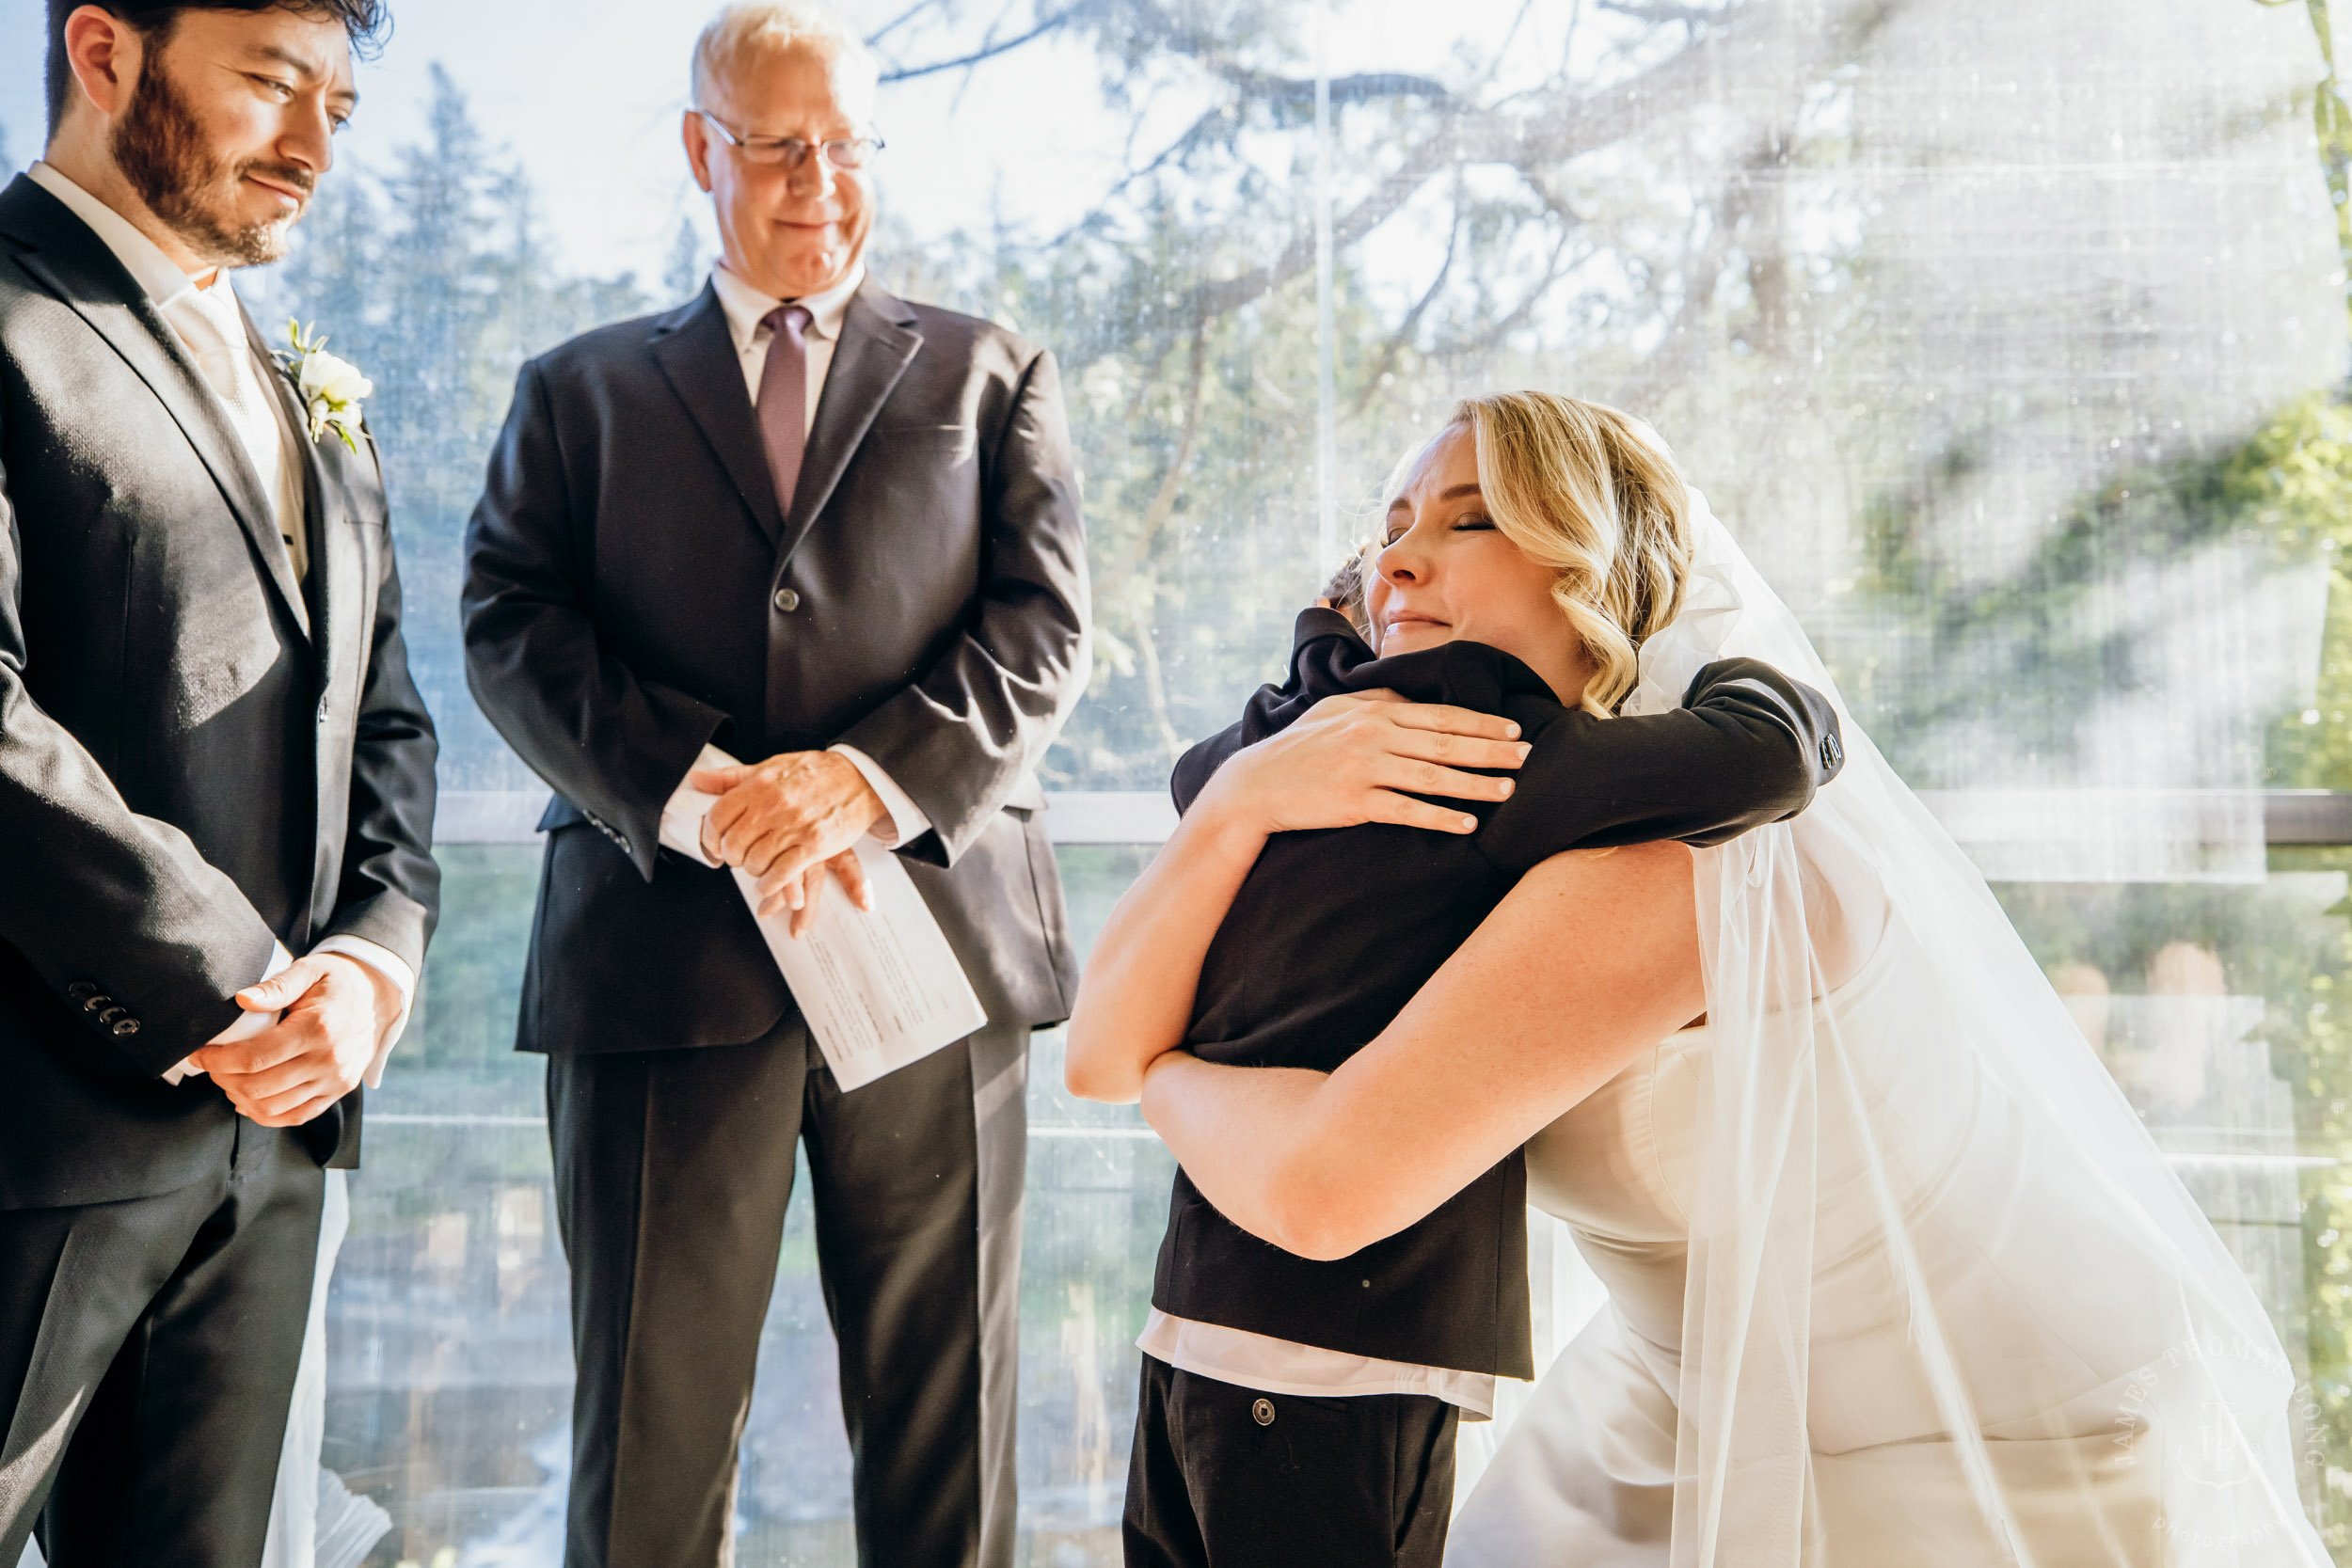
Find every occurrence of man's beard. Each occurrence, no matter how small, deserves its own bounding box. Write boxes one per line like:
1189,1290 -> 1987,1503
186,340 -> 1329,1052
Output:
113,57 -> 313,268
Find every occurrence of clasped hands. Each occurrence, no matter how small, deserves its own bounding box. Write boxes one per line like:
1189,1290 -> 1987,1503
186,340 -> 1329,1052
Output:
691,749 -> 884,937
190,953 -> 403,1128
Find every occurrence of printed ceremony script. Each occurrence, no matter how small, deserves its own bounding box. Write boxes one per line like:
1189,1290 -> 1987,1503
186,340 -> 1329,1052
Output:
674,747 -> 988,1090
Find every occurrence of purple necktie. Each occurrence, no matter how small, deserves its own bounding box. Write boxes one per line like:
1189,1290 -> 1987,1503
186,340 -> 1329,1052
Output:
756,304 -> 813,515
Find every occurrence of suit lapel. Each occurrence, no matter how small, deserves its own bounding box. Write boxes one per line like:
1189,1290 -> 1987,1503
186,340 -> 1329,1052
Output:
777,280 -> 922,565
248,308 -> 339,653
0,179 -> 310,642
650,286 -> 787,547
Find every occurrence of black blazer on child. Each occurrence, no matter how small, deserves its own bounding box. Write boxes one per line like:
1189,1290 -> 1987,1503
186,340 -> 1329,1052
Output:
1154,609 -> 1844,1376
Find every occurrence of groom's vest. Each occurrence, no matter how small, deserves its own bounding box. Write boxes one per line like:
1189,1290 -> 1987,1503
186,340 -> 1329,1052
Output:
1153,610 -> 1839,1375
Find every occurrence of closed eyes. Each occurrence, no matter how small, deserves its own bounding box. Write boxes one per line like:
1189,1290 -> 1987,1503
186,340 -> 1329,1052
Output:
1385,514 -> 1493,545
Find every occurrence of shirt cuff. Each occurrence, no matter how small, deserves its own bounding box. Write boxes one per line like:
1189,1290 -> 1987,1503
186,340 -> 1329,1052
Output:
660,745 -> 739,868
313,934 -> 417,1087
829,745 -> 931,848
171,940 -> 294,1084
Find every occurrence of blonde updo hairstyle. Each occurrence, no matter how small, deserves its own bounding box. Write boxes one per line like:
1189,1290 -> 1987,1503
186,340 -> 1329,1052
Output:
1387,392 -> 1697,719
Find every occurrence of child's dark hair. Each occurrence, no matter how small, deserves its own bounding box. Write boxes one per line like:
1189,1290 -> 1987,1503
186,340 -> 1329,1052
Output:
1320,546 -> 1375,636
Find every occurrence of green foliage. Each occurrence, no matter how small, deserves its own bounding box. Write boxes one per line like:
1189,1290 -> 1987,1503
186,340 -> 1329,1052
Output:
2280,896 -> 2352,1549
1840,391 -> 2352,789
2257,0 -> 2352,340
2244,388 -> 2352,1544
2251,395 -> 2352,789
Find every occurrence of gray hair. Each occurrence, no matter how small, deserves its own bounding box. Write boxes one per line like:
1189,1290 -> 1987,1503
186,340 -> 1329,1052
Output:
691,1 -> 881,112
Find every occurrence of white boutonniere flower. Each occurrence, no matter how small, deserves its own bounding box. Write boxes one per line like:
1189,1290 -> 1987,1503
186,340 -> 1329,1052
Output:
277,319 -> 373,453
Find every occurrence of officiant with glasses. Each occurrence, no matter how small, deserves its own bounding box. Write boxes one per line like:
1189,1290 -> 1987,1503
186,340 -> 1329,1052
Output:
460,3 -> 1089,1564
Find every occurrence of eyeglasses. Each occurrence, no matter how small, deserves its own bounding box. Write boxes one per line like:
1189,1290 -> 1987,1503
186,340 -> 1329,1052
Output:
693,110 -> 885,171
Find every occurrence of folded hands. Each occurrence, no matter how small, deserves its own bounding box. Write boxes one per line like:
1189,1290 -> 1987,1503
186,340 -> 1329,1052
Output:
691,749 -> 884,936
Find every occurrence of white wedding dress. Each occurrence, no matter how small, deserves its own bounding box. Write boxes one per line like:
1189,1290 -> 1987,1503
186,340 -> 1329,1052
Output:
1456,925 -> 2193,1564
1446,497 -> 2328,1567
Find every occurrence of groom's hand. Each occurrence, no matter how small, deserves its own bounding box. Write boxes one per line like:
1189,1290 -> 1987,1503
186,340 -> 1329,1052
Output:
691,751 -> 883,927
190,954 -> 401,1127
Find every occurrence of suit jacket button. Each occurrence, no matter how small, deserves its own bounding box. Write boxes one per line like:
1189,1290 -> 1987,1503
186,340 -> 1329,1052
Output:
67,981 -> 97,1004
83,992 -> 114,1013
772,586 -> 801,614
96,1006 -> 126,1026
1820,733 -> 1843,773
112,1019 -> 140,1037
1251,1398 -> 1276,1426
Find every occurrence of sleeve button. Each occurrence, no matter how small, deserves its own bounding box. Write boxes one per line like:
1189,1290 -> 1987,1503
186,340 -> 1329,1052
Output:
112,1019 -> 140,1037
66,981 -> 97,1003
83,993 -> 114,1014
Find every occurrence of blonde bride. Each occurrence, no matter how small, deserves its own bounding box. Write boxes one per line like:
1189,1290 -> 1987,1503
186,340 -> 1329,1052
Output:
1090,391 -> 2324,1565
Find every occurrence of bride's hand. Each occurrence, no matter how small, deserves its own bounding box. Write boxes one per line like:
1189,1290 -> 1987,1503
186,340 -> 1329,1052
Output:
1195,690 -> 1530,837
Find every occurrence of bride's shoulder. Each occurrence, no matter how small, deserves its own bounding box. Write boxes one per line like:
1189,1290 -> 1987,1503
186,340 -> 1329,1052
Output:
1502,845 -> 1699,954
1512,839 -> 1696,915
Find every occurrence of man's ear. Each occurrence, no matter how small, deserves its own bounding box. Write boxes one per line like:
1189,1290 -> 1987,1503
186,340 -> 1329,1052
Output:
60,4 -> 145,124
683,111 -> 717,194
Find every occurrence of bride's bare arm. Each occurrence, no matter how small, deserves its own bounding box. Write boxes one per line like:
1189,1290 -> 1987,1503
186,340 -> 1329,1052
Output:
1061,693 -> 1528,1103
1139,841 -> 1702,1259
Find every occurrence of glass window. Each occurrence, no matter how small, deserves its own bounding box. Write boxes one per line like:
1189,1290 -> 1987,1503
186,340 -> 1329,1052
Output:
8,0 -> 2352,1561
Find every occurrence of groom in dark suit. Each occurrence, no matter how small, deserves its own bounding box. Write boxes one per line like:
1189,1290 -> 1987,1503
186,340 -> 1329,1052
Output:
461,5 -> 1089,1565
0,2 -> 437,1562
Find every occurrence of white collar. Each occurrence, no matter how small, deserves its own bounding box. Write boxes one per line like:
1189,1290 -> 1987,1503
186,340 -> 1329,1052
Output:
27,160 -> 231,314
709,257 -> 866,353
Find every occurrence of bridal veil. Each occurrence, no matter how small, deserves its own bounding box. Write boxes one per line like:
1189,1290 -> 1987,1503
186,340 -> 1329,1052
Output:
1605,494 -> 2330,1566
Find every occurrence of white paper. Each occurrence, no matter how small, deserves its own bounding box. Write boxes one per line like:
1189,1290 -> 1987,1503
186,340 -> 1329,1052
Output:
676,748 -> 987,1091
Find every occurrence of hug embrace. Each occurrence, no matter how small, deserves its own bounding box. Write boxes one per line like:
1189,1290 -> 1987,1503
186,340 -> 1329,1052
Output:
1068,392 -> 2330,1567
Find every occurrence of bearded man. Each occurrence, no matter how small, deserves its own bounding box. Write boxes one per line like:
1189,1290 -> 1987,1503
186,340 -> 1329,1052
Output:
0,3 -> 438,1562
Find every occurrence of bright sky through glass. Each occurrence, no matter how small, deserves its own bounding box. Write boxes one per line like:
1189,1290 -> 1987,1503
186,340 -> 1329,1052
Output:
0,0 -> 1527,292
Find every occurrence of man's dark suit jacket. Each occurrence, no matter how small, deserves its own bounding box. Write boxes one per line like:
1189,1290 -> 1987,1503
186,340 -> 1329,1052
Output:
461,277 -> 1089,1054
0,175 -> 441,1210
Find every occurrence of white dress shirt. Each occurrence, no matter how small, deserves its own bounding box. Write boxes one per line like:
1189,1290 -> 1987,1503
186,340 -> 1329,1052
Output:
29,162 -> 310,580
658,260 -> 933,863
27,162 -> 416,1069
1136,1308 -> 1499,1419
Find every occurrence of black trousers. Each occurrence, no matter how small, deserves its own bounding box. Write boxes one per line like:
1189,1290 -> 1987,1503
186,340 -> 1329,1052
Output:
547,1015 -> 1029,1568
0,1121 -> 324,1568
1122,1354 -> 1459,1568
